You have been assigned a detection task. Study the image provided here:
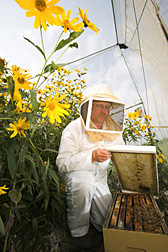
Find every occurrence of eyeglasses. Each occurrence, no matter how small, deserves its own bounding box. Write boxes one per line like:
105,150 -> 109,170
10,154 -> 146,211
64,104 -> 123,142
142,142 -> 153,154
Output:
93,103 -> 111,110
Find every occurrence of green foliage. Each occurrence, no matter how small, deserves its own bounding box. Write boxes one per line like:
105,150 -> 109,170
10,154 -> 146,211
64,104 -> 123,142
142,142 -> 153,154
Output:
0,127 -> 67,251
24,36 -> 47,60
158,138 -> 168,160
0,62 -> 86,251
55,30 -> 84,51
0,1 -> 96,249
0,216 -> 5,235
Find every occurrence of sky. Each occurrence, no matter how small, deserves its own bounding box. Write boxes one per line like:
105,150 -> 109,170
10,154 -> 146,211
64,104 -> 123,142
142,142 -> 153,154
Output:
0,0 -> 116,73
1,0 -> 168,139
0,0 -> 137,103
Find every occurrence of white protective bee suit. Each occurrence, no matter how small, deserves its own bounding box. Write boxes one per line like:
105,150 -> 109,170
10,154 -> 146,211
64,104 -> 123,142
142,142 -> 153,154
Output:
56,84 -> 125,237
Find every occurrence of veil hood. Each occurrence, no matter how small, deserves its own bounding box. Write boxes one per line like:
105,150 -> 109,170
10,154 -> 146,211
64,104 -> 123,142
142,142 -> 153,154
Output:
80,84 -> 125,143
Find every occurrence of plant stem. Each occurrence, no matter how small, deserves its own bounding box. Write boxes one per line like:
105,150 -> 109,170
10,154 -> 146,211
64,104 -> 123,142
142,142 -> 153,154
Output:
36,45 -> 69,89
40,25 -> 45,56
55,45 -> 69,64
3,204 -> 13,252
36,31 -> 64,89
29,139 -> 44,164
3,137 -> 24,251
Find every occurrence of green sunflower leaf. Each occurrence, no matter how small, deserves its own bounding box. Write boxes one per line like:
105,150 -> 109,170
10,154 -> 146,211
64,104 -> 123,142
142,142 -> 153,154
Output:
7,139 -> 20,179
7,76 -> 15,100
9,189 -> 22,205
48,168 -> 60,190
0,216 -> 5,235
44,63 -> 66,74
30,89 -> 39,112
69,42 -> 78,48
24,37 -> 46,60
55,29 -> 84,51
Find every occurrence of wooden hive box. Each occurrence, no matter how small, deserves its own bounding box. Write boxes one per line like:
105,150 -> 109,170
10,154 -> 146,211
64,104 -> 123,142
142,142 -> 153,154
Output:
103,145 -> 168,252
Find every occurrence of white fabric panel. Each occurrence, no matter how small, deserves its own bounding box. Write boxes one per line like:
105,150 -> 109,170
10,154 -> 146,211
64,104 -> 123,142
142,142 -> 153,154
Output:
113,0 -> 168,137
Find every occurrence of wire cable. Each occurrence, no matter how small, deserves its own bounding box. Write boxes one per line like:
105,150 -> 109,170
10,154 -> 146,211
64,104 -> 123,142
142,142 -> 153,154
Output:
65,44 -> 118,69
89,55 -> 122,86
111,0 -> 148,115
128,0 -> 148,47
132,0 -> 149,114
119,48 -> 146,113
111,0 -> 119,44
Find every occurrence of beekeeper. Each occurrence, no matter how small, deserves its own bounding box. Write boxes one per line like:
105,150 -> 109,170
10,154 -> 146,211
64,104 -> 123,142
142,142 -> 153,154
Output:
56,84 -> 125,251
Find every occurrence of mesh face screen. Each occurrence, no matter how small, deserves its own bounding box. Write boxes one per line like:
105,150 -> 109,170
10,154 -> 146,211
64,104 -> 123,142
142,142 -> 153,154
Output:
80,98 -> 125,133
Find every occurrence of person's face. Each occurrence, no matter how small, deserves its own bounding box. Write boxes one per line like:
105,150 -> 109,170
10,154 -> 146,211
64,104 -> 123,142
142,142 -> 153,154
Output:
91,101 -> 111,128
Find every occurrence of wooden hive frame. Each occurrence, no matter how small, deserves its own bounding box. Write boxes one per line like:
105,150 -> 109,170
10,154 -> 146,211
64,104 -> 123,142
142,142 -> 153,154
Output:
108,193 -> 168,234
103,146 -> 168,251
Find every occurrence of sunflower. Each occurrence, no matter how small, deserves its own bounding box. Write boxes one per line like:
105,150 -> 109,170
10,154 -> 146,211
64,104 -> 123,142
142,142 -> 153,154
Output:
0,185 -> 9,195
131,111 -> 140,120
135,129 -> 140,135
141,125 -> 146,131
42,93 -> 70,123
15,0 -> 64,31
128,112 -> 132,119
11,67 -> 32,90
13,90 -> 23,112
7,118 -> 30,138
13,90 -> 22,102
78,7 -> 100,34
0,58 -> 7,68
55,9 -> 84,33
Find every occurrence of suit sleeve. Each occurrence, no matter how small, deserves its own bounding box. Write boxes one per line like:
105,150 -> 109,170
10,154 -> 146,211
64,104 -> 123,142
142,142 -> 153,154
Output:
56,121 -> 95,173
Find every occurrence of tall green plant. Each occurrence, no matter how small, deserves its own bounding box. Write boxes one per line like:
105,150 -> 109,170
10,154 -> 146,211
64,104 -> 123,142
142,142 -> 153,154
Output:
0,65 -> 87,251
0,0 -> 98,250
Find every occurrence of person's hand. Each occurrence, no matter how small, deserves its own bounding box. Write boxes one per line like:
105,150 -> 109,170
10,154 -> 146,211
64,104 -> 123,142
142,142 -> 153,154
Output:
92,148 -> 111,163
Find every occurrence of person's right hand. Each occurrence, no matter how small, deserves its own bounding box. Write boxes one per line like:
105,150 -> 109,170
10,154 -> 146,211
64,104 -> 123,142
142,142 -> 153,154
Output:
92,148 -> 111,163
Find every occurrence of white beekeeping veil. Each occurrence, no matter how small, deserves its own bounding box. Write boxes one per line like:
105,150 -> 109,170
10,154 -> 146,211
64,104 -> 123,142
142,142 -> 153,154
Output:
80,84 -> 125,143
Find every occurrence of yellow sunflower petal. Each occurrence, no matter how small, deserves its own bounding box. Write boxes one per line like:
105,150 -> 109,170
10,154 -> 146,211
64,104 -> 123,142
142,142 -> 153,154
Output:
78,7 -> 83,19
48,0 -> 60,6
61,9 -> 65,20
7,123 -> 15,129
15,0 -> 35,10
35,13 -> 42,29
44,11 -> 56,25
49,6 -> 64,15
49,113 -> 55,123
42,111 -> 47,118
70,17 -> 79,25
0,189 -> 7,195
40,15 -> 48,31
55,114 -> 62,123
26,9 -> 37,17
10,130 -> 18,138
66,9 -> 71,21
21,130 -> 26,137
70,23 -> 84,32
6,127 -> 15,131
0,185 -> 9,190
